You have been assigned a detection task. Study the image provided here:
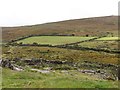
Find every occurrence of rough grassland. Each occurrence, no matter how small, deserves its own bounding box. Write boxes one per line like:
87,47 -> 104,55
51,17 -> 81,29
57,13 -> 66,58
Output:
2,46 -> 118,64
2,68 -> 118,88
17,36 -> 95,45
1,16 -> 119,88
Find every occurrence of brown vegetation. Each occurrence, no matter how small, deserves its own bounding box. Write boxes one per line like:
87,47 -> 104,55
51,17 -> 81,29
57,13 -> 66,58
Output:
2,16 -> 118,42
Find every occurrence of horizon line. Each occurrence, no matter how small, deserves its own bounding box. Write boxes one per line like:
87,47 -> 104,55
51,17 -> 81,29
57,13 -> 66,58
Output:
1,15 -> 118,27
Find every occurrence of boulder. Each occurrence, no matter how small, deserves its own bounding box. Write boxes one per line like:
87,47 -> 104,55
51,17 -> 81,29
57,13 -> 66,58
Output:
80,69 -> 96,74
61,70 -> 68,73
13,67 -> 23,71
1,59 -> 14,69
105,76 -> 115,81
31,69 -> 50,74
1,59 -> 23,71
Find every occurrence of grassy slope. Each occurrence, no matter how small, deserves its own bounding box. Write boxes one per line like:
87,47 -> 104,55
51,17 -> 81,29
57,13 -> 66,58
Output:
2,68 -> 118,88
2,16 -> 119,88
2,16 -> 118,42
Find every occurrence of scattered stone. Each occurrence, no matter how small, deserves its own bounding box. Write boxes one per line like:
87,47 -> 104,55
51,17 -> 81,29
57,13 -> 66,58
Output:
31,69 -> 50,74
39,70 -> 50,74
105,76 -> 115,81
5,51 -> 11,54
100,71 -> 105,74
0,59 -> 2,65
80,70 -> 96,74
13,67 -> 23,71
1,59 -> 24,71
61,70 -> 68,73
52,70 -> 55,73
96,69 -> 101,73
43,67 -> 52,70
31,69 -> 38,72
1,59 -> 14,69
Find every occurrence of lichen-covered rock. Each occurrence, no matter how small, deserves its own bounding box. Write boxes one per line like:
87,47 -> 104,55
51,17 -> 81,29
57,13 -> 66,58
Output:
1,59 -> 14,69
1,59 -> 23,71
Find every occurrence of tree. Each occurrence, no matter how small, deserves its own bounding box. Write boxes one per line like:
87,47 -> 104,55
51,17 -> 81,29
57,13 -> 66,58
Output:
19,42 -> 23,45
86,34 -> 89,37
33,42 -> 38,46
71,34 -> 75,36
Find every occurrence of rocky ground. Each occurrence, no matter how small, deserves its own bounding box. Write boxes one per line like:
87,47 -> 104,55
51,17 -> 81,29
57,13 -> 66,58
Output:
1,58 -> 118,81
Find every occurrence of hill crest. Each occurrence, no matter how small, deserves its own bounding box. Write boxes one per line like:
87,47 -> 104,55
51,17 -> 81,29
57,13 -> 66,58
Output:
2,16 -> 118,42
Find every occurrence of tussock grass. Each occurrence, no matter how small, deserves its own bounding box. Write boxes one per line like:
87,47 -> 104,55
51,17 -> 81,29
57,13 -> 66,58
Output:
2,68 -> 118,88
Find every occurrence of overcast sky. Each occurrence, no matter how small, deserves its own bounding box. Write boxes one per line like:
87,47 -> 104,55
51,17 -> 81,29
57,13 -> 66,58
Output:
0,0 -> 119,26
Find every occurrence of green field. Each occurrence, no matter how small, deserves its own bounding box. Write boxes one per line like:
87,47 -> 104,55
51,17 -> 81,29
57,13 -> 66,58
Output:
17,36 -> 95,45
17,36 -> 119,46
97,37 -> 119,41
78,41 -> 118,50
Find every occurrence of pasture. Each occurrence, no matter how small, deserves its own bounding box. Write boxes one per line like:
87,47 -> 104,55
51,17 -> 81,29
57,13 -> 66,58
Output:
78,41 -> 118,50
16,36 -> 119,46
17,36 -> 95,46
96,37 -> 119,41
